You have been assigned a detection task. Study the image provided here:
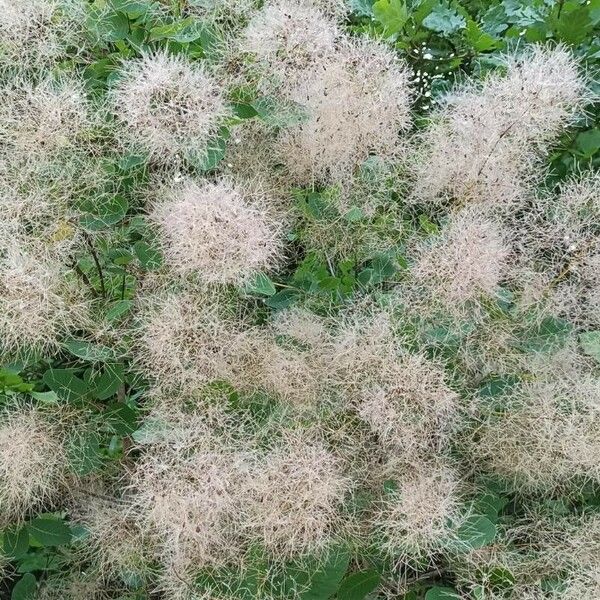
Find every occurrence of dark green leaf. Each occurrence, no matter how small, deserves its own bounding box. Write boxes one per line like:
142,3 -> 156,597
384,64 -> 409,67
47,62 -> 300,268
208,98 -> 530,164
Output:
106,402 -> 138,435
80,195 -> 128,230
337,569 -> 380,600
265,289 -> 299,309
134,241 -> 163,270
3,525 -> 29,559
105,299 -> 133,322
42,369 -> 88,403
299,551 -> 350,600
11,574 -> 37,600
29,518 -> 72,547
93,363 -> 125,401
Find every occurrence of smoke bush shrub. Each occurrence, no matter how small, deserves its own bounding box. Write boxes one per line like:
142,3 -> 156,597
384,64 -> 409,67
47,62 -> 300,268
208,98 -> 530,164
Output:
0,0 -> 599,599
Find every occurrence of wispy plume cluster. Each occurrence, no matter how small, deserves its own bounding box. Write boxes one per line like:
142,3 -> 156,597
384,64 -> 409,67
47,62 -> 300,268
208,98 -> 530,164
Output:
0,0 -> 85,67
0,239 -> 89,357
1,73 -> 92,165
373,463 -> 462,563
410,207 -> 511,310
111,51 -> 229,162
330,307 -> 459,465
412,45 -> 587,209
127,401 -> 349,588
474,370 -> 600,492
0,404 -> 70,525
241,0 -> 339,83
241,1 -> 411,184
151,178 -> 283,285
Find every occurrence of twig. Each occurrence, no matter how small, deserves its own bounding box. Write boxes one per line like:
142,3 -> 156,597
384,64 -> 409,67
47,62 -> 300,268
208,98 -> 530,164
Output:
83,231 -> 106,298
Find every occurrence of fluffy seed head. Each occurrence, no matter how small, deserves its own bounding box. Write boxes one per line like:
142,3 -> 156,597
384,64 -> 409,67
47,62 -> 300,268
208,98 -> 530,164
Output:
0,405 -> 69,525
0,0 -> 84,67
151,179 -> 282,285
412,45 -> 587,209
411,207 -> 511,308
72,495 -> 147,579
129,405 -> 251,572
135,289 -> 241,392
276,37 -> 411,184
0,240 -> 89,357
241,0 -> 338,83
475,372 -> 600,492
331,308 -> 459,464
246,430 -> 350,559
111,51 -> 228,161
374,464 -> 461,562
0,74 -> 91,166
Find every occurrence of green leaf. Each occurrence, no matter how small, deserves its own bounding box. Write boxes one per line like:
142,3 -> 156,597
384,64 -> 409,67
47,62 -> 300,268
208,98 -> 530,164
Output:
372,0 -> 408,36
29,391 -> 61,404
29,518 -> 72,547
245,272 -> 277,296
11,574 -> 37,600
80,195 -> 128,230
265,289 -> 299,310
105,299 -> 133,322
519,317 -> 571,353
425,587 -> 461,600
3,524 -> 29,559
337,569 -> 380,600
149,17 -> 207,42
455,515 -> 496,551
42,369 -> 88,403
63,339 -> 114,363
232,103 -> 259,119
465,19 -> 499,51
106,402 -> 138,435
553,5 -> 593,44
69,432 -> 104,475
575,129 -> 600,158
118,153 -> 146,171
134,241 -> 163,270
423,4 -> 466,35
580,331 -> 600,363
299,551 -> 350,600
93,363 -> 125,401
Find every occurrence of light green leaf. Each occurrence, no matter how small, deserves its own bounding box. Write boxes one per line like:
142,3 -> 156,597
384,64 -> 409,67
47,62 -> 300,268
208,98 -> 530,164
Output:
63,339 -> 114,363
423,4 -> 466,35
29,391 -> 61,404
580,331 -> 600,363
245,272 -> 277,296
373,0 -> 408,36
455,515 -> 496,551
425,587 -> 461,600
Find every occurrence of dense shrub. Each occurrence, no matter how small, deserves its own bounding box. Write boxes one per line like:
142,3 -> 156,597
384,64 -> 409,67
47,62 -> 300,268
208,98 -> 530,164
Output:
0,1 -> 599,599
